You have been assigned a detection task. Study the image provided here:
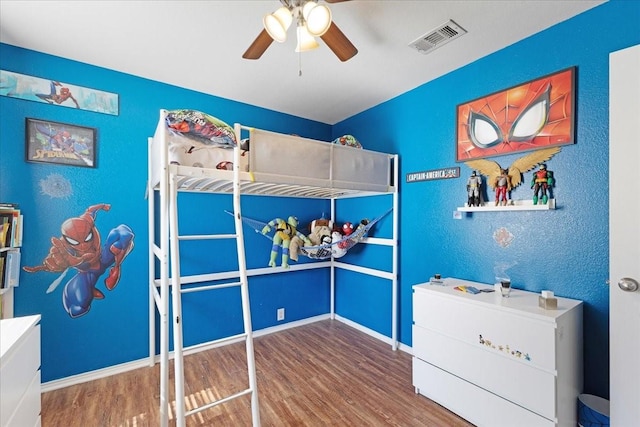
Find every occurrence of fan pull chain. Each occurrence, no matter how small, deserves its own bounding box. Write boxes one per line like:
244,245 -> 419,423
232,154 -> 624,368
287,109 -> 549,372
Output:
298,50 -> 303,77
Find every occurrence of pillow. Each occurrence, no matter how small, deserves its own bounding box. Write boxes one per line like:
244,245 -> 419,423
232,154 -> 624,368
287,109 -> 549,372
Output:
167,134 -> 249,171
332,134 -> 362,149
165,109 -> 236,147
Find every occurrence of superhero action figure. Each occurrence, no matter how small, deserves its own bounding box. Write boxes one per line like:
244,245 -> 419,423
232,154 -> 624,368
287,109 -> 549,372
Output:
467,171 -> 482,207
494,168 -> 512,206
23,204 -> 134,318
464,146 -> 561,206
531,163 -> 554,204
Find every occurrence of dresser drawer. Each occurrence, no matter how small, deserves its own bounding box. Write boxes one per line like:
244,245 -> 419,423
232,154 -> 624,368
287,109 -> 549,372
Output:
5,369 -> 41,427
0,323 -> 40,427
413,357 -> 554,427
413,290 -> 558,370
413,324 -> 556,419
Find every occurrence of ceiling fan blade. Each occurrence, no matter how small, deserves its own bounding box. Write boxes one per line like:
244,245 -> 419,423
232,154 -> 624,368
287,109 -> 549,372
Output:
320,21 -> 358,62
242,29 -> 274,60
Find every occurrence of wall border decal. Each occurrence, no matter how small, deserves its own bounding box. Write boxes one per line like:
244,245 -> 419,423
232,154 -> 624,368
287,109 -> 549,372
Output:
1,70 -> 119,115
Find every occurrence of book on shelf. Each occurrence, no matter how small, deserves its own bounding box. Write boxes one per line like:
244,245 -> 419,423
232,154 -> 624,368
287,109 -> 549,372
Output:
0,249 -> 20,289
0,220 -> 8,249
0,203 -> 22,296
3,250 -> 20,288
0,253 -> 4,289
0,204 -> 22,248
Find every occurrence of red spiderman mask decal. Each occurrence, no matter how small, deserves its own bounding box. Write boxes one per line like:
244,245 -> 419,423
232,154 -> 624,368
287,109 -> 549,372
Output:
456,68 -> 574,161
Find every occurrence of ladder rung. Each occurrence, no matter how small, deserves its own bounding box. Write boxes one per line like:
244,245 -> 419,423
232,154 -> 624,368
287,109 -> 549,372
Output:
210,332 -> 248,347
177,234 -> 237,241
150,285 -> 161,308
185,387 -> 254,417
179,281 -> 243,294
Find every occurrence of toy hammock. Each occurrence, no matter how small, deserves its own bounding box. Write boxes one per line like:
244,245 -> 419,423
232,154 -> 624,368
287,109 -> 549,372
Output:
226,208 -> 392,260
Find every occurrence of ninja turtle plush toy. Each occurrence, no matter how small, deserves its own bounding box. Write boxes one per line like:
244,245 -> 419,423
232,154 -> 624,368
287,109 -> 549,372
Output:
262,216 -> 301,268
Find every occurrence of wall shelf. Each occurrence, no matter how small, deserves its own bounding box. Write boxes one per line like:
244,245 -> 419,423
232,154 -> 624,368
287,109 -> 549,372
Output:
457,199 -> 555,212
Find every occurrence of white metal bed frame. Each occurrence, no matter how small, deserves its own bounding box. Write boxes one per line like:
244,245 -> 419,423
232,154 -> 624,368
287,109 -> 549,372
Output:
147,110 -> 398,427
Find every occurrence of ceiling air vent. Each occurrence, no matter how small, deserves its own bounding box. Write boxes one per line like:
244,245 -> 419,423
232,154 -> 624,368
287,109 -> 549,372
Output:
409,20 -> 467,54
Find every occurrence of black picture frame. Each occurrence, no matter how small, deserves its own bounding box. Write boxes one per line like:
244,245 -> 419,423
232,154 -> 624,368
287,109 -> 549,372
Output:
25,118 -> 97,168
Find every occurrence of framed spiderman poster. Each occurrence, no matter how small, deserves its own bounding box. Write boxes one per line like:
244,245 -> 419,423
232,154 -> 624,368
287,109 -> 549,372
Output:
25,118 -> 97,168
455,66 -> 575,161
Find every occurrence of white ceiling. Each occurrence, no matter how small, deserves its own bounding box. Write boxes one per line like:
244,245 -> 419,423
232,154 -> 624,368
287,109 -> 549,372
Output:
0,0 -> 604,124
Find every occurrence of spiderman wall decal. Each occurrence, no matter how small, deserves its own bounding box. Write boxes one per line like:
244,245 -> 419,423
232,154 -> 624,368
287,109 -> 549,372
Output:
23,204 -> 134,318
456,67 -> 575,161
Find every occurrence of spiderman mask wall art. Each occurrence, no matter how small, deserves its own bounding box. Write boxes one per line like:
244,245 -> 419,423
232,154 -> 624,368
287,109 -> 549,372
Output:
456,67 -> 575,161
24,204 -> 134,318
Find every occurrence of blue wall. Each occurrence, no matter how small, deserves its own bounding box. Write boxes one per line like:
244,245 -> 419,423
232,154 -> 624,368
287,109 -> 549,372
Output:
333,0 -> 639,398
1,0 -> 637,399
0,45 -> 335,381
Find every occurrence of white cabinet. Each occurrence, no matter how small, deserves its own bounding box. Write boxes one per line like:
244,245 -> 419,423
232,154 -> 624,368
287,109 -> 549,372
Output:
412,278 -> 582,427
1,315 -> 41,427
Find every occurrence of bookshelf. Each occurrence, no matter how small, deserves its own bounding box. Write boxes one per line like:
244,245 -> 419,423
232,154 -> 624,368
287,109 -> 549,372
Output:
0,203 -> 22,319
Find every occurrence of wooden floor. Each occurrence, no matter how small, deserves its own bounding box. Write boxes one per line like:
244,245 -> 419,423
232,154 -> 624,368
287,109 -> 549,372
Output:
41,319 -> 474,426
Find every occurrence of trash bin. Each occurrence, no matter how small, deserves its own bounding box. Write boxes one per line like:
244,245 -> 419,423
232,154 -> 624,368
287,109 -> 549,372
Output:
578,394 -> 610,427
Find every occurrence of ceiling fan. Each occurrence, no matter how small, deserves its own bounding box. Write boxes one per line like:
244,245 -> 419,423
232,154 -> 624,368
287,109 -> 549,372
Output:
243,0 -> 358,62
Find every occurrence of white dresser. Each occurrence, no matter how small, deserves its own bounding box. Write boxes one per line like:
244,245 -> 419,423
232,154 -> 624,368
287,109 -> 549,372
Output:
412,278 -> 582,427
1,315 -> 41,427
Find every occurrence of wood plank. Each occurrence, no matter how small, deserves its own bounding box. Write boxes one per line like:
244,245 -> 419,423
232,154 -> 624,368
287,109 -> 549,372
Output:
42,320 -> 474,426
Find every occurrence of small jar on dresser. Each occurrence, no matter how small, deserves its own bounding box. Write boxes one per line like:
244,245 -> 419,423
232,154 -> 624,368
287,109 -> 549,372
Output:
412,278 -> 582,427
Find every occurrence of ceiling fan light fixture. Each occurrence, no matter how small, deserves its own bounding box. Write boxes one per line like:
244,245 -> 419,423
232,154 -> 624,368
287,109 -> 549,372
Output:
302,2 -> 332,36
263,6 -> 293,43
295,24 -> 319,52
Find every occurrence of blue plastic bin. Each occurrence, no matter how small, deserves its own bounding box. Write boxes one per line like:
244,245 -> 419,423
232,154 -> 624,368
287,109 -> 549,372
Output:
578,394 -> 610,427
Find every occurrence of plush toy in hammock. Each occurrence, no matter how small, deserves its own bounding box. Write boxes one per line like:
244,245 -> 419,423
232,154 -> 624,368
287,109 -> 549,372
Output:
298,218 -> 335,259
331,231 -> 347,258
261,216 -> 310,269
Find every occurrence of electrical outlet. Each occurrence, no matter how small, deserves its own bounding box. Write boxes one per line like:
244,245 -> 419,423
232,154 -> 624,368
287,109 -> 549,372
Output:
277,308 -> 285,321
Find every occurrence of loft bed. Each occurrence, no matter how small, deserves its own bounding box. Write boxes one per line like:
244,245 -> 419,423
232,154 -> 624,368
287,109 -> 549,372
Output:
147,109 -> 398,427
149,111 -> 394,198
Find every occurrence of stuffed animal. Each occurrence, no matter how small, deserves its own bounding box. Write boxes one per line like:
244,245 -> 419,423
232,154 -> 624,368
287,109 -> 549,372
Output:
331,231 -> 347,258
332,134 -> 362,149
262,216 -> 301,268
307,218 -> 334,245
289,231 -> 311,262
342,222 -> 354,236
349,219 -> 370,244
304,218 -> 334,258
338,222 -> 354,249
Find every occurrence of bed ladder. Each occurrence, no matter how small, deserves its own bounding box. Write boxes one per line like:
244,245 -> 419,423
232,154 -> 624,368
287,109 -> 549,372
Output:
149,138 -> 260,427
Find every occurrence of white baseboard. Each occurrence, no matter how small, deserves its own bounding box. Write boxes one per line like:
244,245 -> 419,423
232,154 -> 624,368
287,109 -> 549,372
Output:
333,314 -> 412,355
41,313 -> 410,393
41,358 -> 152,393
